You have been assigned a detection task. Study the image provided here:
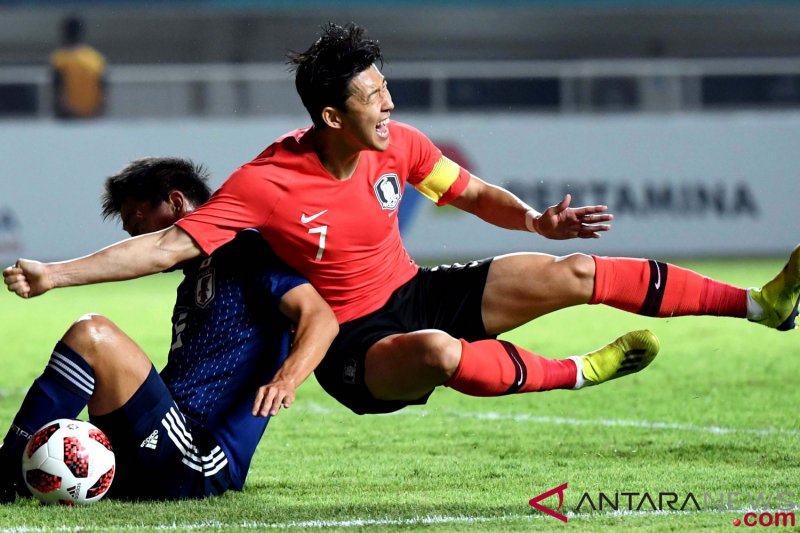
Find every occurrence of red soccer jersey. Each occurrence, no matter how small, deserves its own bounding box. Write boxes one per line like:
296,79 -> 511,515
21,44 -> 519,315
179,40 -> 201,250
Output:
176,121 -> 470,323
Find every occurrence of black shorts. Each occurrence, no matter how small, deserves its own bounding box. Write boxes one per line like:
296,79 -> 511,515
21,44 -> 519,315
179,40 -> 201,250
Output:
314,258 -> 495,415
89,367 -> 231,500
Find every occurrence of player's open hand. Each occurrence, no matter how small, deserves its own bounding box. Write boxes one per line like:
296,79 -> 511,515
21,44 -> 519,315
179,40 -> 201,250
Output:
252,377 -> 297,417
532,194 -> 612,240
3,259 -> 54,298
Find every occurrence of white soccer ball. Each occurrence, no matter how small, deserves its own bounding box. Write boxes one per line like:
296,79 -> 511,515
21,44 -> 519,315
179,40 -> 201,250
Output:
21,419 -> 115,505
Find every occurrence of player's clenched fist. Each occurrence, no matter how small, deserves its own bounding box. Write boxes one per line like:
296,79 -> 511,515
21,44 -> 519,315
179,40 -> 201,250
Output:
3,259 -> 53,298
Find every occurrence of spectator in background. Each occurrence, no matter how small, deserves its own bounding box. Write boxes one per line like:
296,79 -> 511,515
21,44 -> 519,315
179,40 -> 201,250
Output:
50,15 -> 107,119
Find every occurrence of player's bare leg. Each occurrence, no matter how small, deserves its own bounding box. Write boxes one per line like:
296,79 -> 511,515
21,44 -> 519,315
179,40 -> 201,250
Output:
480,250 -> 792,335
364,329 -> 659,402
365,331 -> 460,401
60,314 -> 153,416
482,252 -> 595,334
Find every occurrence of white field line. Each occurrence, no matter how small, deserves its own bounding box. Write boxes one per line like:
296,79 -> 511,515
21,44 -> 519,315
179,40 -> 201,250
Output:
2,390 -> 797,437
0,388 -> 800,437
301,402 -> 800,437
0,509 -> 783,532
3,515 -> 508,533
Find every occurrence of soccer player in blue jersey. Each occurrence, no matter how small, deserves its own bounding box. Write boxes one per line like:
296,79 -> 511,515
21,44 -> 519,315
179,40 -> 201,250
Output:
0,157 -> 338,502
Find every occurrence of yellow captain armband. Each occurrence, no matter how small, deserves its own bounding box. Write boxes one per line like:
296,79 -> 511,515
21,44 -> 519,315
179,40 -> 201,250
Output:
414,156 -> 461,203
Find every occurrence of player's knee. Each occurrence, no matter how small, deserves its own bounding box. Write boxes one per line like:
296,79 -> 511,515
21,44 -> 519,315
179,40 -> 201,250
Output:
558,253 -> 595,280
557,253 -> 595,294
61,314 -> 123,361
420,333 -> 462,379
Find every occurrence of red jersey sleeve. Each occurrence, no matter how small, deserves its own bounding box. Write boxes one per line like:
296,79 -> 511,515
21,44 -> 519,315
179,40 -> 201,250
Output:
399,122 -> 470,206
176,166 -> 281,255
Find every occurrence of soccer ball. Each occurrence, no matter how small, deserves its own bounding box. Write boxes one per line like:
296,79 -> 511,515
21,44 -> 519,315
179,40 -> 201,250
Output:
21,419 -> 115,505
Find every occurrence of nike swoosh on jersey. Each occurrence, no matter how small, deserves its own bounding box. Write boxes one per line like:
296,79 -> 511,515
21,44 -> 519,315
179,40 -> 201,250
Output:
301,210 -> 328,224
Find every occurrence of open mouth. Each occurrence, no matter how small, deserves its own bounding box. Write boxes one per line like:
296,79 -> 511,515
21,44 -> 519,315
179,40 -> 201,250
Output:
376,118 -> 390,139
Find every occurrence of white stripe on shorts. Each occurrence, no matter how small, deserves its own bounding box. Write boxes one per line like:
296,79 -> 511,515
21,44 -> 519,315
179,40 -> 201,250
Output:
161,406 -> 228,477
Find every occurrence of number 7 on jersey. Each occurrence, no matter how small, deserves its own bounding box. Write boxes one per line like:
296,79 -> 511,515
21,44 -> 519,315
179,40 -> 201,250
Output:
308,225 -> 327,261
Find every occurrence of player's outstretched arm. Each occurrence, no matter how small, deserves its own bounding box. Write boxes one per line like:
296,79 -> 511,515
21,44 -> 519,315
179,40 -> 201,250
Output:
252,284 -> 339,417
3,225 -> 201,298
449,175 -> 613,240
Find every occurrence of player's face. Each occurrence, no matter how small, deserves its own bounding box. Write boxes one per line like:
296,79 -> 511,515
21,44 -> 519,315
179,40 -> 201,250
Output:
119,198 -> 180,237
340,65 -> 394,151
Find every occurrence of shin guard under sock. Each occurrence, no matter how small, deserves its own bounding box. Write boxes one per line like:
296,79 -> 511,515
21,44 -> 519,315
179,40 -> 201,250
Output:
590,256 -> 747,318
1,341 -> 95,458
444,339 -> 577,396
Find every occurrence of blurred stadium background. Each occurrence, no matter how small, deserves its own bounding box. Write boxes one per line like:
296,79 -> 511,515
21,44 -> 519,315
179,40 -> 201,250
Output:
0,0 -> 798,264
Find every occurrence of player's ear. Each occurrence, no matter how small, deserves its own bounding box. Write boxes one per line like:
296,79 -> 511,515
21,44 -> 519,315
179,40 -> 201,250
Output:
167,190 -> 187,214
321,106 -> 343,129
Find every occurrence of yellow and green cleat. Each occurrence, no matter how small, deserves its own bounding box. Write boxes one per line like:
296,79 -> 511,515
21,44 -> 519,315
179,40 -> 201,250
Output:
571,330 -> 660,388
749,244 -> 800,331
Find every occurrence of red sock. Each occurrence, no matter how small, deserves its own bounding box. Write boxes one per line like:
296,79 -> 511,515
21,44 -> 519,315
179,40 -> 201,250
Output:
590,256 -> 747,318
444,339 -> 577,397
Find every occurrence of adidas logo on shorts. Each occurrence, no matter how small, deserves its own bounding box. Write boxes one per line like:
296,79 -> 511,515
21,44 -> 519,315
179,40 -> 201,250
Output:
140,429 -> 159,450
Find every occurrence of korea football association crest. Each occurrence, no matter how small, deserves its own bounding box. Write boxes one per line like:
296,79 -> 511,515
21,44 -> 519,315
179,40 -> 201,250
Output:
196,267 -> 215,308
374,173 -> 402,210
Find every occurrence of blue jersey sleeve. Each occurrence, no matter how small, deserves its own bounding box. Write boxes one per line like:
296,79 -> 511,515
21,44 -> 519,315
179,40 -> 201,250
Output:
228,229 -> 310,304
258,266 -> 309,304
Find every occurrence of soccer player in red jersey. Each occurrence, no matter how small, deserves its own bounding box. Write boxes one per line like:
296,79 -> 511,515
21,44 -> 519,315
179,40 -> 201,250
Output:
4,24 -> 799,416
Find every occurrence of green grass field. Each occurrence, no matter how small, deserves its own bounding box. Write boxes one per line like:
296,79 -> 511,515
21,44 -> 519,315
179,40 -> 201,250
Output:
0,257 -> 798,532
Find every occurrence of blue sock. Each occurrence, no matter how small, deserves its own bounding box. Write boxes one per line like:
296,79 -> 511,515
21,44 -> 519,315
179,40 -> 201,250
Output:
1,341 -> 95,461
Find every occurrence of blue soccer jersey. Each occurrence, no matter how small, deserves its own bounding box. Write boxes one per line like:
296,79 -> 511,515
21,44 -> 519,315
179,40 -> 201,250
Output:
159,229 -> 307,489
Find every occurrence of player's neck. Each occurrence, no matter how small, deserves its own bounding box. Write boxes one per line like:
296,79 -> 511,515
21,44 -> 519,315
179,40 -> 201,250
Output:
312,128 -> 361,181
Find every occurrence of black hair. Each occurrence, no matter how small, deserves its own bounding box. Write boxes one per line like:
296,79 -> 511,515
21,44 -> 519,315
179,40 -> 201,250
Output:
101,157 -> 212,221
287,22 -> 383,128
62,15 -> 85,46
